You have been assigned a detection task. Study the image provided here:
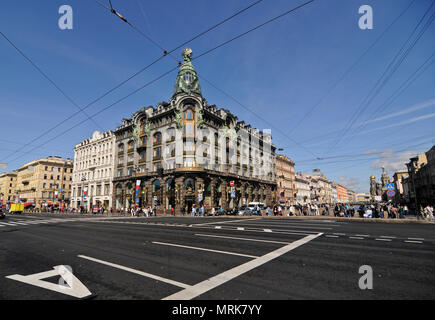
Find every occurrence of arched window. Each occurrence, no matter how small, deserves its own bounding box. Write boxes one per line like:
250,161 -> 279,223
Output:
184,109 -> 194,120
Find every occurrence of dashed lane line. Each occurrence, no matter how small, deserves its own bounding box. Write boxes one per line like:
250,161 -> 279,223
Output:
349,237 -> 364,240
152,241 -> 258,259
194,233 -> 290,245
189,218 -> 263,227
404,240 -> 423,244
375,238 -> 392,242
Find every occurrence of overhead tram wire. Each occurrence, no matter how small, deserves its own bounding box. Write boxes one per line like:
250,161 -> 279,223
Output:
285,50 -> 435,155
286,0 -> 417,136
5,0 -> 317,166
0,31 -> 104,132
93,0 -> 320,158
346,49 -> 435,139
325,1 -> 435,155
0,0 -> 267,163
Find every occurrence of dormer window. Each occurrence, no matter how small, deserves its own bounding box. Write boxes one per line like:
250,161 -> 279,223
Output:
183,72 -> 193,86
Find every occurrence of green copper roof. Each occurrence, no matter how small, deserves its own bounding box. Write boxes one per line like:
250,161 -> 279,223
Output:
173,48 -> 202,98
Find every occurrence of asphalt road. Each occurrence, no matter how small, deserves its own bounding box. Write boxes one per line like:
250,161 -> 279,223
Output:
1,213 -> 434,300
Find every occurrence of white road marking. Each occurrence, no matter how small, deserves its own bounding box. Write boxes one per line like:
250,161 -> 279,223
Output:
0,222 -> 19,226
162,232 -> 323,300
333,233 -> 346,236
404,240 -> 423,244
152,241 -> 258,259
349,237 -> 364,240
380,236 -> 396,239
190,218 -> 262,227
375,238 -> 392,242
195,233 -> 290,245
356,234 -> 370,237
232,222 -> 333,230
263,229 -> 272,232
6,265 -> 92,299
78,255 -> 189,289
237,227 -> 245,231
215,226 -> 222,229
325,235 -> 339,238
408,237 -> 424,241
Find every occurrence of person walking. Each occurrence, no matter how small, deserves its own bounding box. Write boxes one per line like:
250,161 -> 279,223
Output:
424,204 -> 433,221
211,207 -> 215,216
191,205 -> 196,217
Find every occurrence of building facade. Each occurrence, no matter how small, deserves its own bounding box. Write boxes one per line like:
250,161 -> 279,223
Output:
15,156 -> 73,208
404,145 -> 435,205
71,130 -> 115,211
295,173 -> 310,205
310,169 -> 332,204
0,171 -> 17,204
275,154 -> 296,205
111,48 -> 277,214
393,171 -> 408,203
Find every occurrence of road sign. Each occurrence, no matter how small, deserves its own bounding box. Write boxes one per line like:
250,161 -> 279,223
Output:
386,183 -> 394,190
230,181 -> 234,187
387,190 -> 395,197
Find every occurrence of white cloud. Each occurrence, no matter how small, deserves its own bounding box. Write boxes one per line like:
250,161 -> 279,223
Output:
370,150 -> 421,173
365,97 -> 435,124
338,176 -> 361,192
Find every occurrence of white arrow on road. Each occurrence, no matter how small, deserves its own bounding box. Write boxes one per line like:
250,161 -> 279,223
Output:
6,265 -> 92,299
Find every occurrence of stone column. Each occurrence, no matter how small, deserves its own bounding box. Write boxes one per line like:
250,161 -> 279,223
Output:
221,180 -> 228,210
146,180 -> 152,208
175,176 -> 184,215
195,177 -> 204,208
266,186 -> 272,206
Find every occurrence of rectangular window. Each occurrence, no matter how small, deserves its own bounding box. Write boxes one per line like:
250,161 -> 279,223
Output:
166,159 -> 175,170
184,124 -> 194,136
183,157 -> 195,168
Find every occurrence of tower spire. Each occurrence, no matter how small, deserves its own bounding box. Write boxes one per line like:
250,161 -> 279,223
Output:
173,48 -> 202,98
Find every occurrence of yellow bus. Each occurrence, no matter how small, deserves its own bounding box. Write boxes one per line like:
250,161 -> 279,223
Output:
9,203 -> 24,214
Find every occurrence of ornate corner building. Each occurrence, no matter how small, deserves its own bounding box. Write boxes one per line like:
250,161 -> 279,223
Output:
111,48 -> 277,214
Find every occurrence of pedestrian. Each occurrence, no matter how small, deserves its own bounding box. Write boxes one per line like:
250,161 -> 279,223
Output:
288,205 -> 294,216
211,207 -> 215,216
424,205 -> 433,221
171,207 -> 175,216
191,205 -> 196,217
180,206 -> 185,216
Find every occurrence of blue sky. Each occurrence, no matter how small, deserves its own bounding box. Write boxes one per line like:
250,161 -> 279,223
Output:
0,0 -> 434,193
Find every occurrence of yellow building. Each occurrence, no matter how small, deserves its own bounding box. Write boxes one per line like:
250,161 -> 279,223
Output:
0,171 -> 18,204
15,156 -> 74,208
275,154 -> 296,205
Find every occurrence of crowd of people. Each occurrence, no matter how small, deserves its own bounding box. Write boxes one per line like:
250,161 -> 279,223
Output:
19,201 -> 435,221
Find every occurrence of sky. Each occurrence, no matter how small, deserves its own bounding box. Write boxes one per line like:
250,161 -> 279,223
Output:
0,0 -> 434,193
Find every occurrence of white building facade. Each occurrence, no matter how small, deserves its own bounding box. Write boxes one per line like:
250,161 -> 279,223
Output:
71,131 -> 115,211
